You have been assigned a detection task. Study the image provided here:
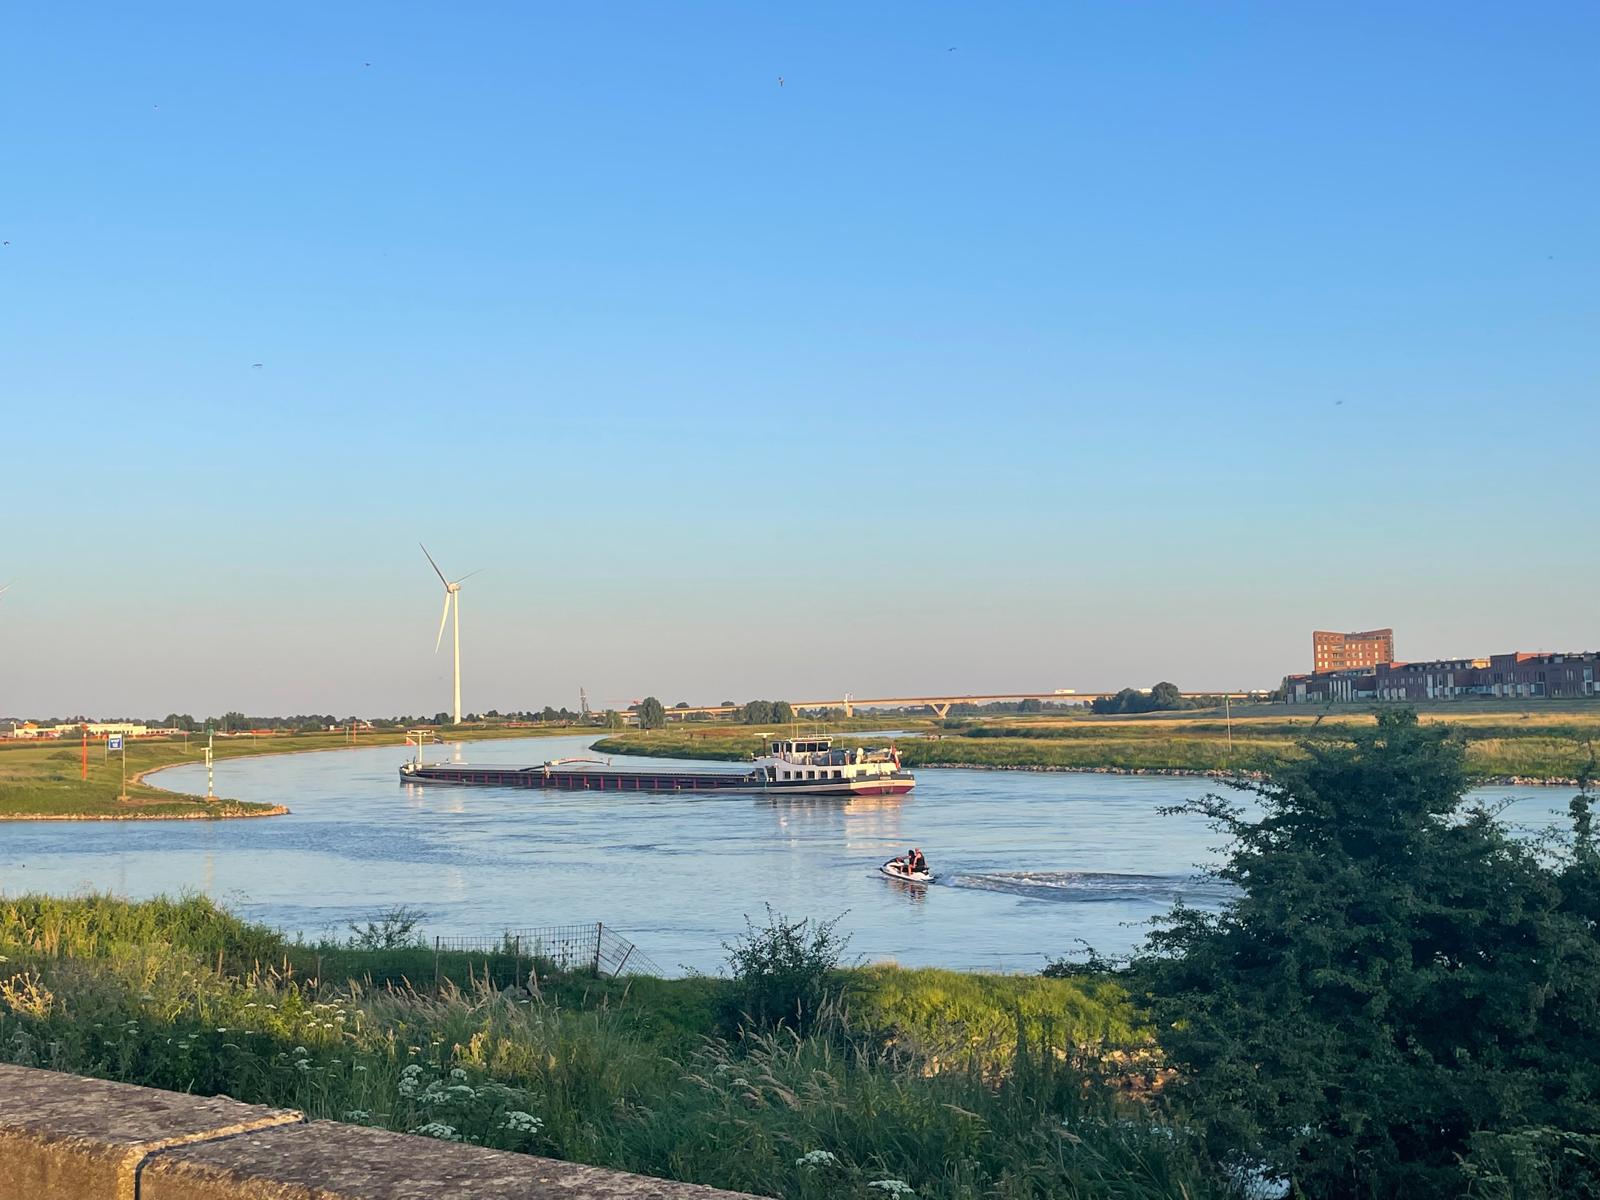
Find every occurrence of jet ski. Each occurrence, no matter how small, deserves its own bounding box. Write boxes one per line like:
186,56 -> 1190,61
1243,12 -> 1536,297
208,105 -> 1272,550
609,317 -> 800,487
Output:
881,858 -> 932,884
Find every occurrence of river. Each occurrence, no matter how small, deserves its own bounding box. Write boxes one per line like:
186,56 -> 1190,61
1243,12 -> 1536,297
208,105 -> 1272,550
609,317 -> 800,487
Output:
0,735 -> 1576,974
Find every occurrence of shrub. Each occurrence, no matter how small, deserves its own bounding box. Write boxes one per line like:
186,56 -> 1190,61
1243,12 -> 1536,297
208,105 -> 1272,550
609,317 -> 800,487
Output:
720,906 -> 850,1034
346,905 -> 427,950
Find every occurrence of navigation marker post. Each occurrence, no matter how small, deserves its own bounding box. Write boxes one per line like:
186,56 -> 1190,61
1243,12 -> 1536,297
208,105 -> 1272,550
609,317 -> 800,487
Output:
109,734 -> 127,800
204,730 -> 217,801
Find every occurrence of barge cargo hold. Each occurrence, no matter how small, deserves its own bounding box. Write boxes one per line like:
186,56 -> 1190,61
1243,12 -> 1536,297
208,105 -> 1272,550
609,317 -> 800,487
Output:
399,736 -> 915,797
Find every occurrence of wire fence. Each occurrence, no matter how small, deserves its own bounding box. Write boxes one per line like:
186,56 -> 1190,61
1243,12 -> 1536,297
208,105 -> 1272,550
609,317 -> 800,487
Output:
430,921 -> 662,980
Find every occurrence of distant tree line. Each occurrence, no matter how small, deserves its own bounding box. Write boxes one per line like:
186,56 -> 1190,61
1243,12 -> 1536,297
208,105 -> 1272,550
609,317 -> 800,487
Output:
1090,681 -> 1191,714
734,700 -> 795,725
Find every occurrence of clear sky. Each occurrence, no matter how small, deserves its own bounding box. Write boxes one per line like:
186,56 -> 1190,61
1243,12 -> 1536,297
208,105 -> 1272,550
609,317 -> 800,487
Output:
2,2 -> 1596,718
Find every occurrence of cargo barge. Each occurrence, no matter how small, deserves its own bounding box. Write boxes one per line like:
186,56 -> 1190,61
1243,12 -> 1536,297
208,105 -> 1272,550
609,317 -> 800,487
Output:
399,736 -> 915,797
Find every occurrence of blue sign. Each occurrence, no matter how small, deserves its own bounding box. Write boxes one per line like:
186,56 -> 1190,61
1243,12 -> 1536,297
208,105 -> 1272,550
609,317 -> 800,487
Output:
107,735 -> 123,751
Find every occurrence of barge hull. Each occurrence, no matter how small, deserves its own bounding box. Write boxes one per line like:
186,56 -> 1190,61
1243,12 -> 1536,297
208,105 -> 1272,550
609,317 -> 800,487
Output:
401,765 -> 914,796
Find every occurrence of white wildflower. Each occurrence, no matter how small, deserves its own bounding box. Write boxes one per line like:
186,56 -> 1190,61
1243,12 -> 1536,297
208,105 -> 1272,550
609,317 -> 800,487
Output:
294,1059 -> 312,1072
867,1182 -> 915,1197
449,1067 -> 467,1081
795,1150 -> 838,1169
343,1110 -> 371,1122
499,1110 -> 542,1134
410,1122 -> 462,1142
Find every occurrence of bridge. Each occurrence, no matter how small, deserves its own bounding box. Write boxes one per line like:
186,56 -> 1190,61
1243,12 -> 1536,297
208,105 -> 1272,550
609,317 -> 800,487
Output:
662,690 -> 1264,721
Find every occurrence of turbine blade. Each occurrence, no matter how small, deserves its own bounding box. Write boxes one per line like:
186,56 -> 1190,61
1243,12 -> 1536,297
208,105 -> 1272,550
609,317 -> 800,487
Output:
420,543 -> 449,587
434,594 -> 450,652
454,569 -> 485,584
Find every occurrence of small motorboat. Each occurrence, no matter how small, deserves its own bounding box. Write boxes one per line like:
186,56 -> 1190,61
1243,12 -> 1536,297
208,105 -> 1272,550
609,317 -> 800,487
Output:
881,858 -> 932,884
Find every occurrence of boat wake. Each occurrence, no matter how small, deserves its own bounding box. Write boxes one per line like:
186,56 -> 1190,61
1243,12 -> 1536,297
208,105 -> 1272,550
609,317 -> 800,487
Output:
944,870 -> 1236,905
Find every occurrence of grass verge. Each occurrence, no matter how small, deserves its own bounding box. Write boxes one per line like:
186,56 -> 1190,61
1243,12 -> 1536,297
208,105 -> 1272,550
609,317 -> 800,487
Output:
0,893 -> 1220,1200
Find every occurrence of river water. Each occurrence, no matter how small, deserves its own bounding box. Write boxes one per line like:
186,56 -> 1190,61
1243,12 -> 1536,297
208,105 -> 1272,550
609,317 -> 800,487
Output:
0,736 -> 1575,974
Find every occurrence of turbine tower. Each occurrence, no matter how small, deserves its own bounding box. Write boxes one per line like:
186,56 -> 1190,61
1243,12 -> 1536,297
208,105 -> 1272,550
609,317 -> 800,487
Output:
421,545 -> 479,725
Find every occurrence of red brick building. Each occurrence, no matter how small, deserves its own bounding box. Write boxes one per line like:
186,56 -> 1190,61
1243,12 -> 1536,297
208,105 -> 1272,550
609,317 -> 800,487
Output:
1312,628 -> 1395,673
1284,650 -> 1599,704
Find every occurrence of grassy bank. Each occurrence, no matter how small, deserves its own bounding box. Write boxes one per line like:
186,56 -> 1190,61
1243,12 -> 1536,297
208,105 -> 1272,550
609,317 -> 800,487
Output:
0,724 -> 574,821
597,703 -> 1600,782
0,894 -> 1217,1200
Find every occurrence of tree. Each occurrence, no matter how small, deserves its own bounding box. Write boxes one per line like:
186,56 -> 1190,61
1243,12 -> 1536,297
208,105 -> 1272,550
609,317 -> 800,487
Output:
1143,710 -> 1599,1198
1018,698 -> 1043,713
603,710 -> 624,729
1091,688 -> 1148,714
735,700 -> 793,725
636,696 -> 666,730
1148,680 -> 1185,710
1090,683 -> 1190,715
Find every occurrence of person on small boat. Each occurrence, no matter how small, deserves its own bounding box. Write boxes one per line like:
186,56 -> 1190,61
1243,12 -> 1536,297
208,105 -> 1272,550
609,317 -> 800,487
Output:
907,848 -> 928,875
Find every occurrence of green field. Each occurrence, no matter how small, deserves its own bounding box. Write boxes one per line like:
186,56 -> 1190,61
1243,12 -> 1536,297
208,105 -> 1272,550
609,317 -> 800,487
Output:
596,701 -> 1600,782
0,724 -> 577,821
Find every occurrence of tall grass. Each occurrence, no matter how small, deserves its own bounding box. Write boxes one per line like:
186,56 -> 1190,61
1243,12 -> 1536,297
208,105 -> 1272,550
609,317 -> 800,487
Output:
0,894 -> 1228,1199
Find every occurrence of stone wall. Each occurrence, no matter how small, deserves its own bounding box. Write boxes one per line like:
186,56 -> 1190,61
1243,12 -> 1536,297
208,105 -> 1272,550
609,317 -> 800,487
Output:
0,1065 -> 763,1200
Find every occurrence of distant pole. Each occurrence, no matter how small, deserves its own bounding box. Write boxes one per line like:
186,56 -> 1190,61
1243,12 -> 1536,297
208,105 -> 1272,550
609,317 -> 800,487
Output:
1225,694 -> 1233,752
118,739 -> 127,800
80,724 -> 87,781
205,730 -> 216,800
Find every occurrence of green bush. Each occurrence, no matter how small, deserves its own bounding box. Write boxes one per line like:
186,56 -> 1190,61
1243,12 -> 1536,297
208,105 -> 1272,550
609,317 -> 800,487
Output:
719,906 -> 851,1034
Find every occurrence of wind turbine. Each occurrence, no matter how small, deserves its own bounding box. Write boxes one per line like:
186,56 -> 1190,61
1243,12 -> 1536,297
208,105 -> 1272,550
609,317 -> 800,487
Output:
421,546 -> 480,725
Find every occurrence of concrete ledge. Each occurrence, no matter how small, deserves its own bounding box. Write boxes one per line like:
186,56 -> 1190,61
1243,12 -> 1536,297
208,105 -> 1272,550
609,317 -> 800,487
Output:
144,1120 -> 760,1199
0,1066 -> 764,1200
0,1064 -> 302,1200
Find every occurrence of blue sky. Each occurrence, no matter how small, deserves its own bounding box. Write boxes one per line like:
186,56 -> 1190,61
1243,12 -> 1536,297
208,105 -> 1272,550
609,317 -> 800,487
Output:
2,2 -> 1596,717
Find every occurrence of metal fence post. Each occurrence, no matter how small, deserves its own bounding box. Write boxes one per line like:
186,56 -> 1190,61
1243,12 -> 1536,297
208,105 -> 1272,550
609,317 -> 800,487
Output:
593,922 -> 603,976
514,935 -> 522,991
434,935 -> 440,988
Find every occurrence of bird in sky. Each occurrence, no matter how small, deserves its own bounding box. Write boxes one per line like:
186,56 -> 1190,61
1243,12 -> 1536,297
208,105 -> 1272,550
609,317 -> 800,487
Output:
777,75 -> 784,87
948,46 -> 957,51
364,62 -> 371,67
251,363 -> 263,369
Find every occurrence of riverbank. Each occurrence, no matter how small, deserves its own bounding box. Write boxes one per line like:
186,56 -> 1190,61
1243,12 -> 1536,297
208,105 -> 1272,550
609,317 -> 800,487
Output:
0,893 -> 1210,1200
593,704 -> 1600,784
0,724 -> 583,821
